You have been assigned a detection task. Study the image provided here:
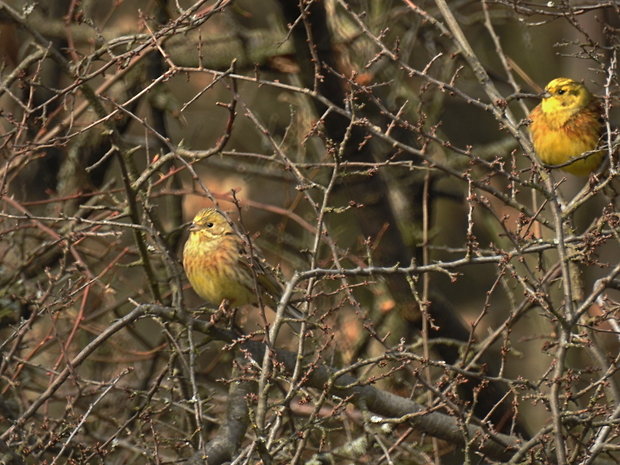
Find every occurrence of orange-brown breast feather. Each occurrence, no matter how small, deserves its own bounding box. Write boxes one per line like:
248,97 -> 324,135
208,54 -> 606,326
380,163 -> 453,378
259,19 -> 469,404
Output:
529,99 -> 603,175
183,231 -> 257,306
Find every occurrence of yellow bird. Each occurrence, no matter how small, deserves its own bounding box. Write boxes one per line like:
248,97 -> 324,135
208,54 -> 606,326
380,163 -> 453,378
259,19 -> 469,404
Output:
529,77 -> 603,176
182,208 -> 306,326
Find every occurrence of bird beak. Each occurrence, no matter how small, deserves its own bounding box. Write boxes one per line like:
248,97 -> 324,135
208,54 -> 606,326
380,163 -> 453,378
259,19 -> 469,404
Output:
188,222 -> 199,232
541,90 -> 551,99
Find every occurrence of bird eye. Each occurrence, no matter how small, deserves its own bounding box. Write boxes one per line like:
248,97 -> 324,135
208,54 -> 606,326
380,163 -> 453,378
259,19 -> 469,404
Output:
206,222 -> 214,228
557,89 -> 565,95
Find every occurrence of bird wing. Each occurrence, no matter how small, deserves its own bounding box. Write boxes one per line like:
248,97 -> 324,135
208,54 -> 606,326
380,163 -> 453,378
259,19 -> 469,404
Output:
235,231 -> 306,322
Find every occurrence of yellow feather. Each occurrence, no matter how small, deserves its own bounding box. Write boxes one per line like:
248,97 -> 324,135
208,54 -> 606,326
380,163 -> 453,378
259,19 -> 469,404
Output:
182,208 -> 300,318
529,78 -> 603,176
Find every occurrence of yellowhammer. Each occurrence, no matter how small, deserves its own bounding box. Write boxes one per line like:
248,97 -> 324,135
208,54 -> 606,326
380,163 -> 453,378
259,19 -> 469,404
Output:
529,77 -> 603,176
182,208 -> 306,326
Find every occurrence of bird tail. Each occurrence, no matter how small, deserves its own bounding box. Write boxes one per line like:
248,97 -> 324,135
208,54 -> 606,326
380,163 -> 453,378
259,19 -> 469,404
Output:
281,303 -> 314,332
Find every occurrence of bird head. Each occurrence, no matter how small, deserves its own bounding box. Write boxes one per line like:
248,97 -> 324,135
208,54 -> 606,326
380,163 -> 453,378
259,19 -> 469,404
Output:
188,208 -> 233,239
540,77 -> 592,114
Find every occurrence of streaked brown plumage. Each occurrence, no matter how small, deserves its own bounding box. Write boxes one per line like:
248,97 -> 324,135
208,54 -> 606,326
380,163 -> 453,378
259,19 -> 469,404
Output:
182,208 -> 304,324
